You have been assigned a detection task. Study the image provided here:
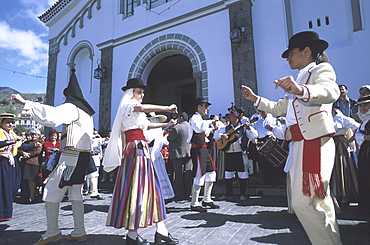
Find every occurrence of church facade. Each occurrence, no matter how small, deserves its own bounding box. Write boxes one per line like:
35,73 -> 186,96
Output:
39,0 -> 369,128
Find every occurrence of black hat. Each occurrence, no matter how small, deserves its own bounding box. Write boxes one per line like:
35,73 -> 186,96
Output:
194,97 -> 211,107
63,69 -> 95,116
179,112 -> 189,121
121,78 -> 149,91
356,95 -> 370,105
282,31 -> 328,58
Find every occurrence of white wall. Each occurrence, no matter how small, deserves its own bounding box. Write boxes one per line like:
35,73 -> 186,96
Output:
252,0 -> 370,101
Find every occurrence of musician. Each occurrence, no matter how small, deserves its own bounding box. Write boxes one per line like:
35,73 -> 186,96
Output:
242,31 -> 341,244
214,107 -> 257,200
187,98 -> 219,212
252,110 -> 280,185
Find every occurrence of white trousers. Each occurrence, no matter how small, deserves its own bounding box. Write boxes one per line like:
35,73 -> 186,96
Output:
43,164 -> 83,202
193,161 -> 216,186
289,137 -> 342,245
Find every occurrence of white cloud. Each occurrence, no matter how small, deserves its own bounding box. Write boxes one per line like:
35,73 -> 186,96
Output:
17,0 -> 56,29
0,21 -> 48,73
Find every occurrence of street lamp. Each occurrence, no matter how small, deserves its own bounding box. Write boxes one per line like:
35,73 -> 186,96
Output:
93,59 -> 106,79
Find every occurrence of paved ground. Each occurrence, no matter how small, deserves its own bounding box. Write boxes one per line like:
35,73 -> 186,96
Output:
1,183 -> 369,245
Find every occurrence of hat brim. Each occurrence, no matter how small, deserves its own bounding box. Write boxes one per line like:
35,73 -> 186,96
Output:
147,115 -> 167,123
282,39 -> 328,58
0,117 -> 20,121
121,85 -> 149,92
356,99 -> 370,105
197,102 -> 212,106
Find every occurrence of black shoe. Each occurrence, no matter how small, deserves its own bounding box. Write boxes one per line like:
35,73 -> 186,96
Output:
190,205 -> 207,212
90,195 -> 105,200
202,201 -> 220,209
126,235 -> 150,245
154,232 -> 179,244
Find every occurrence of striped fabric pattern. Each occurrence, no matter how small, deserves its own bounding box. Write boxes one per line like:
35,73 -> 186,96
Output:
331,140 -> 358,199
106,140 -> 167,230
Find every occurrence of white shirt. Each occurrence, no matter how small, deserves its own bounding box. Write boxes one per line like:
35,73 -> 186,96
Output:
187,112 -> 213,143
253,114 -> 276,138
333,114 -> 359,136
24,101 -> 93,151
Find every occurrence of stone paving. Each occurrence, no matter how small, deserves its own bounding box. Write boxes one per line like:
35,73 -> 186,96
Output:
1,183 -> 369,245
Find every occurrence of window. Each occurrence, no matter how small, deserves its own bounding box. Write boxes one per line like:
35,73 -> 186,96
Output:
120,0 -> 139,17
351,0 -> 363,31
149,0 -> 171,9
308,20 -> 313,29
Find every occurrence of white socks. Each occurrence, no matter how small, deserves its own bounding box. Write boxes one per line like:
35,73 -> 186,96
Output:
203,181 -> 214,203
191,184 -> 202,206
127,230 -> 138,240
156,221 -> 168,236
44,201 -> 60,238
70,200 -> 86,237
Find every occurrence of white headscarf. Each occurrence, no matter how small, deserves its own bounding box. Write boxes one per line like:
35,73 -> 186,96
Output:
358,105 -> 370,122
102,89 -> 134,172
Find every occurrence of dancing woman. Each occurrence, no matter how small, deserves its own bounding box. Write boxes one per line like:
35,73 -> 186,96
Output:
103,78 -> 179,245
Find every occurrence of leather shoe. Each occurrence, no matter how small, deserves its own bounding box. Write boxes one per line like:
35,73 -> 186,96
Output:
154,232 -> 179,244
64,234 -> 87,242
33,233 -> 62,245
90,195 -> 105,200
126,235 -> 150,245
202,201 -> 220,209
190,205 -> 207,212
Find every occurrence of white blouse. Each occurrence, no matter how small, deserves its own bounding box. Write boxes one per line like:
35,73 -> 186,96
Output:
120,99 -> 150,132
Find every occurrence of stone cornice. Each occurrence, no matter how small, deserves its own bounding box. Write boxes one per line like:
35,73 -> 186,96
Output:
38,0 -> 73,23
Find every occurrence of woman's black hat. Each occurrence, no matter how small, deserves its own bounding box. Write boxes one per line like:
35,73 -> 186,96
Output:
121,78 -> 149,92
282,31 -> 328,58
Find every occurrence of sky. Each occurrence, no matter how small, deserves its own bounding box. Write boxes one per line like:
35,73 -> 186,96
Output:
0,0 -> 57,94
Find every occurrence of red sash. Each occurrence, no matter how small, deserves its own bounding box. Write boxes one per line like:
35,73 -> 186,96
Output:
124,129 -> 146,143
290,124 -> 326,199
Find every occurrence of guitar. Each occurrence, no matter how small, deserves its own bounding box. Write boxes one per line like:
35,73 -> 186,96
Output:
216,125 -> 243,150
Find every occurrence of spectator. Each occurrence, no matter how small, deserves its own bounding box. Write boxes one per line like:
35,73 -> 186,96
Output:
18,132 -> 43,203
355,95 -> 370,215
0,113 -> 22,221
333,85 -> 357,119
85,130 -> 104,199
331,106 -> 359,207
98,122 -> 110,138
359,85 -> 370,98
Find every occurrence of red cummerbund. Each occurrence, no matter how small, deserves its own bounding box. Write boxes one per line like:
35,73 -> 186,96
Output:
290,124 -> 304,142
124,129 -> 146,143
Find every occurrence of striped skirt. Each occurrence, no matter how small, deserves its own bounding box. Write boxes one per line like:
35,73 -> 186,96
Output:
330,139 -> 358,199
106,140 -> 167,230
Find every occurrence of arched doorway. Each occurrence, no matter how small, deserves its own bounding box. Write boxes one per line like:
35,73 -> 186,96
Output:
128,33 -> 209,117
147,54 -> 196,115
